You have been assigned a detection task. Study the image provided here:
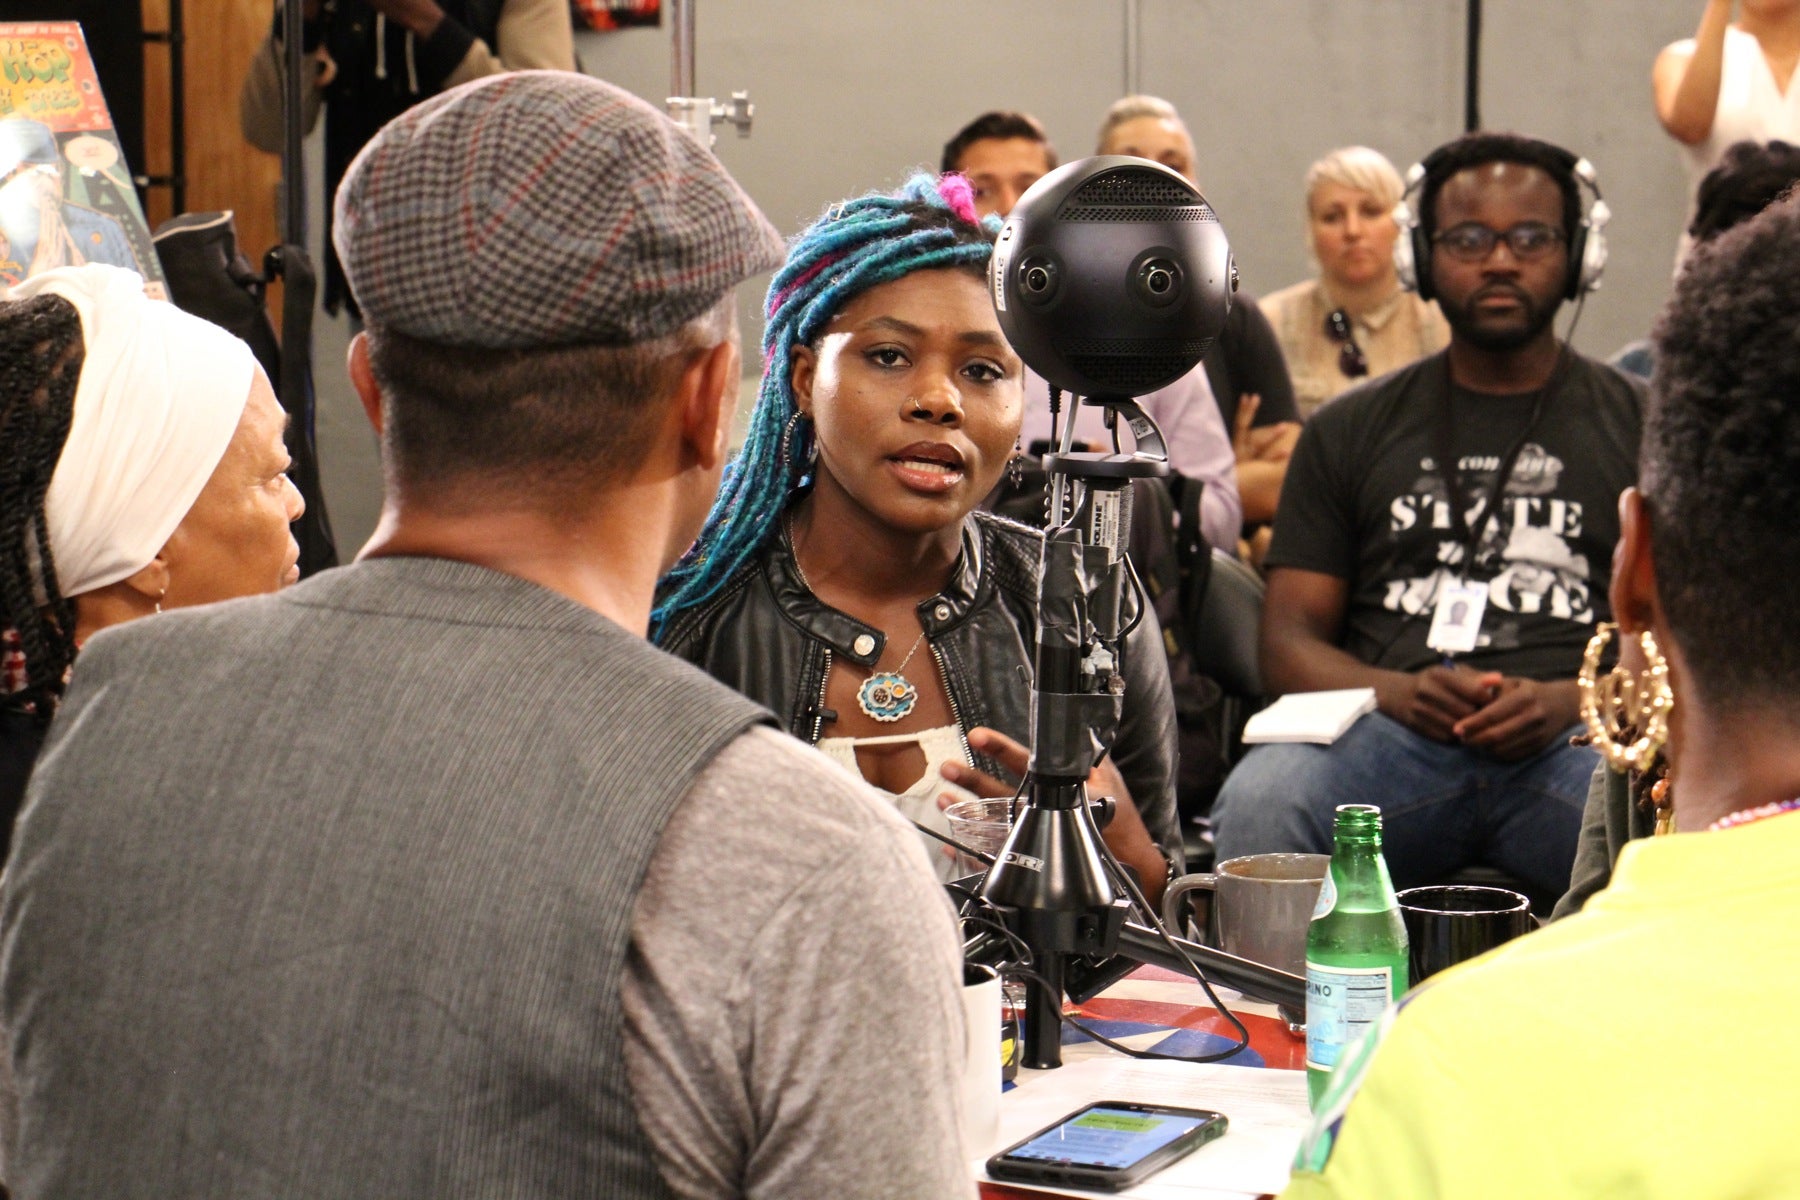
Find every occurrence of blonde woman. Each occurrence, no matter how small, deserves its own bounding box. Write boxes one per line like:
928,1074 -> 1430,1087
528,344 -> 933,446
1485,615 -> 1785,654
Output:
1261,146 -> 1449,419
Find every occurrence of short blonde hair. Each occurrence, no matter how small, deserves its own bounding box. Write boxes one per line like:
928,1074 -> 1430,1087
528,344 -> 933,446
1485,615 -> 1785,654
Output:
1303,145 -> 1405,214
1096,94 -> 1187,152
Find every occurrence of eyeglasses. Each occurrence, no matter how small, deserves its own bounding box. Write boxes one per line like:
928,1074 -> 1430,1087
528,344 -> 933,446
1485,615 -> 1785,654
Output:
1432,221 -> 1565,263
1324,309 -> 1368,379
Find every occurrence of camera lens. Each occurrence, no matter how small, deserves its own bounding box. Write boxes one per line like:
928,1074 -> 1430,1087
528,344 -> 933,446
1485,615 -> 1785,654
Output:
1015,255 -> 1060,307
1132,257 -> 1182,308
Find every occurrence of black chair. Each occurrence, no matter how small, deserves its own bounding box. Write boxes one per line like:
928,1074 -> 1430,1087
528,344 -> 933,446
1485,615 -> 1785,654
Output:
1188,548 -> 1264,702
1178,548 -> 1268,869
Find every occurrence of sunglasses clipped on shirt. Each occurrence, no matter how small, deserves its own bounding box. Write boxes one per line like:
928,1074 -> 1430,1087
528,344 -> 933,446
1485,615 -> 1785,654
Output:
1431,221 -> 1566,263
1324,309 -> 1368,379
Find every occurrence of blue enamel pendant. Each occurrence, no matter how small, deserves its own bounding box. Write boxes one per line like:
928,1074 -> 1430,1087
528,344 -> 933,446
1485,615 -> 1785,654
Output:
857,671 -> 918,722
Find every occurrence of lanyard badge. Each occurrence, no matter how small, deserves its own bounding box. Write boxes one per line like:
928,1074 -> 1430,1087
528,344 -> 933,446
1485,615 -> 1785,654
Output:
1426,578 -> 1487,655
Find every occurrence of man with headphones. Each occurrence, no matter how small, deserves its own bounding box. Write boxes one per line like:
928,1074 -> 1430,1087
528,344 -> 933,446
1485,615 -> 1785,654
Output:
1211,133 -> 1644,910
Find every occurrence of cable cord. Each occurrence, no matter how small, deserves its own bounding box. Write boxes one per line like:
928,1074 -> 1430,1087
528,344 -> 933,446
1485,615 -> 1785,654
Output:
932,784 -> 1255,1068
1082,799 -> 1253,1062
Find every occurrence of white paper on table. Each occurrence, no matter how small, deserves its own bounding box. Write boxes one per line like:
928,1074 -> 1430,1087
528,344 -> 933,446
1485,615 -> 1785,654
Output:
969,1058 -> 1311,1199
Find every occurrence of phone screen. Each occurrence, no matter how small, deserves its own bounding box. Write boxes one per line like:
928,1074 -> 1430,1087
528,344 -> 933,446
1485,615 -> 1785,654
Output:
1003,1104 -> 1213,1170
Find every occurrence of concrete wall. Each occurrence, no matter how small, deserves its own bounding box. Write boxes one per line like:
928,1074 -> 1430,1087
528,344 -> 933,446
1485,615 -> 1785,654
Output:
314,0 -> 1705,555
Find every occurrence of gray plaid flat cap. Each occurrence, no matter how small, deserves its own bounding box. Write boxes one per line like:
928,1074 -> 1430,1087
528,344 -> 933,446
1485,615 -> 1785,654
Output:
333,70 -> 784,348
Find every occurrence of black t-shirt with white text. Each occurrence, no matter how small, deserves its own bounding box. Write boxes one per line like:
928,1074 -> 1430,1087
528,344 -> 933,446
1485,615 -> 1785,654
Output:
1266,351 -> 1644,679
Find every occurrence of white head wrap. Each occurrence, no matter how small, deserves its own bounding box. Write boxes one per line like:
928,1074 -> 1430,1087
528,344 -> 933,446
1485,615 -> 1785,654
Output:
7,264 -> 256,597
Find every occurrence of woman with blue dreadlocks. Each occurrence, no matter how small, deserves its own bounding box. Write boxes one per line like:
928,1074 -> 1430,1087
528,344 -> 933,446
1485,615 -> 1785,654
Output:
656,174 -> 1182,904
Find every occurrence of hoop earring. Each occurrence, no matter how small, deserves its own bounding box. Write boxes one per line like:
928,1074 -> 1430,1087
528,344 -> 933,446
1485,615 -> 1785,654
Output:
780,410 -> 815,469
154,586 -> 166,616
1577,622 -> 1673,773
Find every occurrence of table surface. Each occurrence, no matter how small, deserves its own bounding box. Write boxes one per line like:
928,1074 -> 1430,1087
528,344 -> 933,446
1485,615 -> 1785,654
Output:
977,964 -> 1307,1199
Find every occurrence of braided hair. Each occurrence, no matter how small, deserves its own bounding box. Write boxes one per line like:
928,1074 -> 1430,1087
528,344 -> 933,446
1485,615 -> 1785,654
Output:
652,172 -> 1000,638
0,293 -> 84,722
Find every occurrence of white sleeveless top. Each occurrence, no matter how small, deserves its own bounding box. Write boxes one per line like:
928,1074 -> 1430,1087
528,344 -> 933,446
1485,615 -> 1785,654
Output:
817,724 -> 977,881
1672,26 -> 1800,263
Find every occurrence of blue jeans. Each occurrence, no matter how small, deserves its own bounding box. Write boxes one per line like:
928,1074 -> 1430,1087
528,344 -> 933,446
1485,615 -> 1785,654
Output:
1210,712 -> 1596,898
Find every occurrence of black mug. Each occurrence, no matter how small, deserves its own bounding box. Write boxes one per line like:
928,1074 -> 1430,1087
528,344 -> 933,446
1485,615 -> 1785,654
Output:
1397,885 -> 1535,983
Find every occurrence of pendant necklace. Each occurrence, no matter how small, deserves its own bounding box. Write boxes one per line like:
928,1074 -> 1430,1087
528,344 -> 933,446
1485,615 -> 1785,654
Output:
858,630 -> 927,723
787,512 -> 930,723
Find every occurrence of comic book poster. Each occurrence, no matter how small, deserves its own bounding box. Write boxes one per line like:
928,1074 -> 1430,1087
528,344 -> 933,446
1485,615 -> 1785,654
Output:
0,22 -> 166,296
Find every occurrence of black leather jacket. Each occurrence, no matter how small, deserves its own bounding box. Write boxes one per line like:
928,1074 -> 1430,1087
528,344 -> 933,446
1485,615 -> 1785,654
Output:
660,510 -> 1182,867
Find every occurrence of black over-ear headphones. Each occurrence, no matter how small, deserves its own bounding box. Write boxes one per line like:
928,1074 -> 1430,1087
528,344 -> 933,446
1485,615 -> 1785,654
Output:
1392,138 -> 1609,303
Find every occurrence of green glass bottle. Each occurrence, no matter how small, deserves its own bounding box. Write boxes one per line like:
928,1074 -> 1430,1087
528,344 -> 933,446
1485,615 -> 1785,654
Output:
1305,804 -> 1408,1110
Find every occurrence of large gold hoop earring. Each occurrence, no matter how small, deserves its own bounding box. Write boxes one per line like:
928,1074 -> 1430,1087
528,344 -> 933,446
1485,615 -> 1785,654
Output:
1577,622 -> 1673,774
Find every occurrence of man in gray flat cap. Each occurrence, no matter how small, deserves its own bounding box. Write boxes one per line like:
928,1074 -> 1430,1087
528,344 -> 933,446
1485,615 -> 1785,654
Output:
0,72 -> 973,1199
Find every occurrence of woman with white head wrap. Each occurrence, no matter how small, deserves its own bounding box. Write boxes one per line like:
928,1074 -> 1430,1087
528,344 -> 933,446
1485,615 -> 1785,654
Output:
1,263 -> 304,844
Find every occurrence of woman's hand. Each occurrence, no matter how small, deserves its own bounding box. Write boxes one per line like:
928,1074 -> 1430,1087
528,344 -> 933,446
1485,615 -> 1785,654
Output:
939,726 -> 1172,907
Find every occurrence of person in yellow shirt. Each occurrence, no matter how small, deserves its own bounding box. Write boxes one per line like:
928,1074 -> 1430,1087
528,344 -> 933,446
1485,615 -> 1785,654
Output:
1284,183 -> 1800,1200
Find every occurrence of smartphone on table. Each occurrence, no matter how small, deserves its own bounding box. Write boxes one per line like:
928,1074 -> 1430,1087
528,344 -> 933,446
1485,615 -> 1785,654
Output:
985,1100 -> 1228,1191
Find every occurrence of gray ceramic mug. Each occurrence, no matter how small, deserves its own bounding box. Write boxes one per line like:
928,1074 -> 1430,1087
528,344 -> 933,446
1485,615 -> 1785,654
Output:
1160,852 -> 1331,976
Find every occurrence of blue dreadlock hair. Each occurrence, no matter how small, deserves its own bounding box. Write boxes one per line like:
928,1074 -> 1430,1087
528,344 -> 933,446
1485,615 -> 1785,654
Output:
651,172 -> 1001,639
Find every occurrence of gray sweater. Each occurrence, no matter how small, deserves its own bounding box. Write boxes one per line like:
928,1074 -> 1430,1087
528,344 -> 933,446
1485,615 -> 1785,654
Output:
1,559 -> 972,1198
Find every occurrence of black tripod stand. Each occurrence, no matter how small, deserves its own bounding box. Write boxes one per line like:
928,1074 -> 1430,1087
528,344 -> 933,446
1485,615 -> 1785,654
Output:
962,156 -> 1304,1070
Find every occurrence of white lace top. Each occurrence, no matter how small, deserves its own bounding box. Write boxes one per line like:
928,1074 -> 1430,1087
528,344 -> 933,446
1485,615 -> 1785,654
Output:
817,724 -> 977,881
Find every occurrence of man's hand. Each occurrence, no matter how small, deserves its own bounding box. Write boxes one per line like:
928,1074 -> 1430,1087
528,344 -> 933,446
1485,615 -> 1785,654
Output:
939,726 -> 1170,906
1453,676 -> 1580,762
1382,666 -> 1578,759
1378,664 -> 1498,743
